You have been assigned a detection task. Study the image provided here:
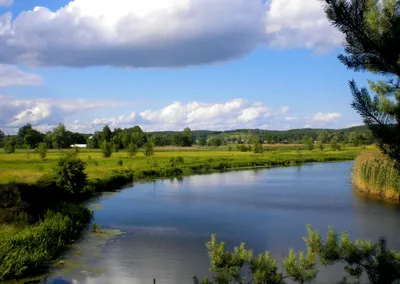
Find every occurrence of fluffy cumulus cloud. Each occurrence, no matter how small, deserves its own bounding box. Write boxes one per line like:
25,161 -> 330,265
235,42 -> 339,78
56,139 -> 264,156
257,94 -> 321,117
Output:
0,64 -> 43,86
313,112 -> 341,122
0,0 -> 342,68
0,95 -> 122,130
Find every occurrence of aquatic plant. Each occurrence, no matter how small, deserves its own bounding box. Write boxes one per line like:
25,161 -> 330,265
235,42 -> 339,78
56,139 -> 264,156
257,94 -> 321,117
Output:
353,151 -> 400,200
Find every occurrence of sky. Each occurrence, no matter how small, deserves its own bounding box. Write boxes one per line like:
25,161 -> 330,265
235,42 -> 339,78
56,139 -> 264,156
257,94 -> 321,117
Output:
0,0 -> 378,134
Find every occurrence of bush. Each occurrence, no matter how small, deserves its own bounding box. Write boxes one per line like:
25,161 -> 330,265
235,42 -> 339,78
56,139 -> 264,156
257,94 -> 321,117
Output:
127,143 -> 138,158
144,142 -> 154,157
117,160 -> 123,166
176,156 -> 185,164
101,141 -> 113,158
36,142 -> 48,159
317,142 -> 324,151
253,141 -> 264,154
331,141 -> 342,151
53,153 -> 87,194
4,140 -> 15,154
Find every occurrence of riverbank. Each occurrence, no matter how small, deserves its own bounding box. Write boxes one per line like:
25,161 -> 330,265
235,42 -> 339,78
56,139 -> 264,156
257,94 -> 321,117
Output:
0,146 -> 369,281
352,151 -> 400,201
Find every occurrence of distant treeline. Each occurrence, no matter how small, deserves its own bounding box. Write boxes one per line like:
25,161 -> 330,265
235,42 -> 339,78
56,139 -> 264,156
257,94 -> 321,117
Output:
0,124 -> 374,150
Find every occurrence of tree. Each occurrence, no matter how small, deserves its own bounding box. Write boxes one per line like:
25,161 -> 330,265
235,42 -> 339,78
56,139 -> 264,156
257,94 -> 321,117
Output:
0,129 -> 4,147
144,142 -> 154,156
182,127 -> 194,147
127,143 -> 138,158
3,138 -> 15,154
23,128 -> 43,149
321,0 -> 400,167
199,137 -> 207,146
317,141 -> 324,151
52,123 -> 68,149
331,140 -> 342,151
53,152 -> 87,194
36,142 -> 48,159
101,125 -> 112,143
253,140 -> 264,154
196,225 -> 400,284
208,137 -> 223,147
101,141 -> 113,158
302,136 -> 314,151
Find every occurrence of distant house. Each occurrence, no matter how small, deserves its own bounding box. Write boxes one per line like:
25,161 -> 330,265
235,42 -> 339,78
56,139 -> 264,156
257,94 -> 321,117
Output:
70,144 -> 87,148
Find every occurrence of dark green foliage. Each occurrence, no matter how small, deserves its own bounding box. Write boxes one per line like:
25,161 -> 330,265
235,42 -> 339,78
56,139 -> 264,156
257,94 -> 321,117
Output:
317,142 -> 324,151
199,137 -> 207,146
208,137 -> 223,147
321,0 -> 400,166
36,142 -> 48,159
20,125 -> 44,149
253,141 -> 264,154
144,142 -> 154,156
101,125 -> 112,142
237,144 -> 252,152
117,160 -> 123,166
198,225 -> 400,284
53,153 -> 87,194
0,204 -> 92,281
127,143 -> 138,158
52,123 -> 68,149
101,141 -> 113,158
4,138 -> 15,154
176,156 -> 185,164
302,136 -> 314,151
331,141 -> 342,151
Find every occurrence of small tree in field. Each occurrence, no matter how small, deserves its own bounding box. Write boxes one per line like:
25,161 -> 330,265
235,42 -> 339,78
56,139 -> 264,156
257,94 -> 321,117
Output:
4,139 -> 15,154
317,141 -> 324,151
36,142 -> 48,159
302,136 -> 314,151
101,141 -> 113,158
127,143 -> 138,158
253,140 -> 264,154
144,142 -> 154,157
53,152 -> 87,194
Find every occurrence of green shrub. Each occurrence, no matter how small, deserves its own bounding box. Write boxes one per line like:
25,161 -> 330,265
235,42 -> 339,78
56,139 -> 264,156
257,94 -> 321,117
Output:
4,140 -> 15,154
53,153 -> 87,194
253,141 -> 264,154
101,141 -> 113,158
117,160 -> 123,166
176,156 -> 185,164
36,142 -> 48,159
127,143 -> 138,158
144,142 -> 154,156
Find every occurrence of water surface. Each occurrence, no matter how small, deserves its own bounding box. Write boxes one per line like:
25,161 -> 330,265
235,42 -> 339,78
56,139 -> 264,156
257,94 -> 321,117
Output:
47,162 -> 400,284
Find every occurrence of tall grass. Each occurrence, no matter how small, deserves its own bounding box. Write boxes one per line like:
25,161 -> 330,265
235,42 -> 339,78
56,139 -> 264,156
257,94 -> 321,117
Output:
0,204 -> 92,281
352,151 -> 400,200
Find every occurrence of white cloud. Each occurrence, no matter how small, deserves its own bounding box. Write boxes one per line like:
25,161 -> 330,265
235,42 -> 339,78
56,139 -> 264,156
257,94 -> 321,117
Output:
265,0 -> 342,52
285,116 -> 298,121
313,112 -> 341,122
0,64 -> 43,87
0,0 -> 12,7
0,0 -> 342,68
0,95 -> 122,128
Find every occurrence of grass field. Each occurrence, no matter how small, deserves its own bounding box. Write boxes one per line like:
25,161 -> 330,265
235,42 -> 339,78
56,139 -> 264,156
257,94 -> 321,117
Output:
0,145 -> 372,185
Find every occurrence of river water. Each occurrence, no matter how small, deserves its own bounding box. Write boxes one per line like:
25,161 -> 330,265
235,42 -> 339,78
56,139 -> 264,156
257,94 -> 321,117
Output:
45,162 -> 400,284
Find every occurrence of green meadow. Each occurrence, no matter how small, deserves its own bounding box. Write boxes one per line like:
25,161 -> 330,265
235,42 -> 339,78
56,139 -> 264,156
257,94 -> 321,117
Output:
0,145 -> 370,185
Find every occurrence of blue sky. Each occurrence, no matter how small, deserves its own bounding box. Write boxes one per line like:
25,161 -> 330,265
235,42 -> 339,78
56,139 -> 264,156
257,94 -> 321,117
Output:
0,0 -> 376,133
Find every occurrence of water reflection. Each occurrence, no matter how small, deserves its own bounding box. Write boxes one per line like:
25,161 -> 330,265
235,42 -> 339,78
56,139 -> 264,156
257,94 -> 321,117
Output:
45,162 -> 400,284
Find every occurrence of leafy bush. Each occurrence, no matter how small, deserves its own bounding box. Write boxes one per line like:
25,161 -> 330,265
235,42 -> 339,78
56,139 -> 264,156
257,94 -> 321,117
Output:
117,160 -> 123,166
176,156 -> 185,164
53,153 -> 87,194
4,140 -> 15,154
144,142 -> 154,156
101,141 -> 113,158
331,141 -> 342,151
317,142 -> 324,151
253,141 -> 264,154
127,143 -> 138,158
36,142 -> 48,159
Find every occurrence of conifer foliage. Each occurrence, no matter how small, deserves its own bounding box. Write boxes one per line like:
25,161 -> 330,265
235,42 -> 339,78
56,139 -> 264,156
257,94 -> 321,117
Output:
321,0 -> 400,166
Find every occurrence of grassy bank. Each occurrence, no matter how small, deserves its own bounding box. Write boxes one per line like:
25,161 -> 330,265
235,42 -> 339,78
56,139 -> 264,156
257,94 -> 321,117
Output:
352,151 -> 400,201
0,145 -> 370,184
0,204 -> 92,281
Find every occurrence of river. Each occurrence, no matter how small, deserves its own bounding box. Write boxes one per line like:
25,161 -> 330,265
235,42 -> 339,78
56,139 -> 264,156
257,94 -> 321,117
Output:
45,162 -> 400,284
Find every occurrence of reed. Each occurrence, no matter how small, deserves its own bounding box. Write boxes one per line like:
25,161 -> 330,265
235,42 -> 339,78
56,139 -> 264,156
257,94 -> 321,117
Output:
352,151 -> 400,201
